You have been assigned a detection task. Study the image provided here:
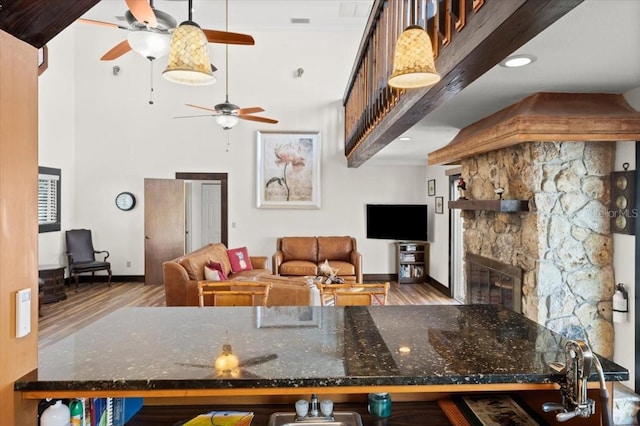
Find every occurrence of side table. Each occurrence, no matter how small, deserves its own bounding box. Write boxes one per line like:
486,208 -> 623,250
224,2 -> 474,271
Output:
38,264 -> 67,303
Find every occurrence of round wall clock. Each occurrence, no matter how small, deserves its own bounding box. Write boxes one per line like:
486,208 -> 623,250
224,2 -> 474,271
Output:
115,192 -> 136,211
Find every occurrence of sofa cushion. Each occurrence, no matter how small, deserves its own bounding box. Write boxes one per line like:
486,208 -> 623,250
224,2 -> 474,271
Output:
208,261 -> 228,280
317,236 -> 354,262
320,260 -> 356,277
281,237 -> 318,262
227,246 -> 253,272
204,264 -> 221,281
279,260 -> 318,276
178,243 -> 233,280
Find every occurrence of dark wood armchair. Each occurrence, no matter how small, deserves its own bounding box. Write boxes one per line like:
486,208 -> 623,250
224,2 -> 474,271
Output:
65,229 -> 112,289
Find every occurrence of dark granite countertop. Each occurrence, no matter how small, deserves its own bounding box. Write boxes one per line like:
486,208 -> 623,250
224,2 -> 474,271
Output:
15,305 -> 628,393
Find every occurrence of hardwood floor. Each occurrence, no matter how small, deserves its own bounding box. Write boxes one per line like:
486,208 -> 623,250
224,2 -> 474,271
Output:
38,281 -> 456,350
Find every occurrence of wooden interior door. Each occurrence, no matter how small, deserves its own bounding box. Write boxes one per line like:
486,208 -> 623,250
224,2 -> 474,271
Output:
144,178 -> 185,285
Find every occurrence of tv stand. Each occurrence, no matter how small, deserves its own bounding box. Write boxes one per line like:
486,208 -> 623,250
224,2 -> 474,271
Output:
395,241 -> 429,284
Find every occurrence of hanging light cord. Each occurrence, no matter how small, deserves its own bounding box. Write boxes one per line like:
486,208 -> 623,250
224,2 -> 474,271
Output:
148,60 -> 154,105
225,0 -> 230,102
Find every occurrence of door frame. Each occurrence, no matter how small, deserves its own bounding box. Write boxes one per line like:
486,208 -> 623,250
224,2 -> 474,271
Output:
447,172 -> 462,300
176,172 -> 228,247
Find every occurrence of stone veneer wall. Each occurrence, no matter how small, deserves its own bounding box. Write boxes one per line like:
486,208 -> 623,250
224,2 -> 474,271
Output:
461,141 -> 615,357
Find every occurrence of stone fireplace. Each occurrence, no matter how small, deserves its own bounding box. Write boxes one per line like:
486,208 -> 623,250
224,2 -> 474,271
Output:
461,141 -> 614,357
428,93 -> 640,359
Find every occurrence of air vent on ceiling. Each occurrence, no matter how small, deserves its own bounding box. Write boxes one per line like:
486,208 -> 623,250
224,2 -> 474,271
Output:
291,18 -> 310,24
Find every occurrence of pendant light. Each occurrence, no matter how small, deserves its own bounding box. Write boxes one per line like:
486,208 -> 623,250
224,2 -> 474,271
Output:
388,0 -> 440,89
163,0 -> 215,85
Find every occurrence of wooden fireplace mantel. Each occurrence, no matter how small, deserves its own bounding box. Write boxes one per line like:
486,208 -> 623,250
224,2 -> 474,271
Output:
449,199 -> 529,212
428,92 -> 640,165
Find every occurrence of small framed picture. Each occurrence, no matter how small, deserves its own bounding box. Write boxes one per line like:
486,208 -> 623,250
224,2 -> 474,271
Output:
428,179 -> 436,196
435,196 -> 444,214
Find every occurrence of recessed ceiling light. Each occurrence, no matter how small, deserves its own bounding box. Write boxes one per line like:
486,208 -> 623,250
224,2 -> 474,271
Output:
398,136 -> 412,141
500,54 -> 537,68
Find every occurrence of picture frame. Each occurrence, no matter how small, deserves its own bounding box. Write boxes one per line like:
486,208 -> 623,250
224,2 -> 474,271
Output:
256,306 -> 322,328
256,131 -> 321,209
428,179 -> 436,196
435,196 -> 444,214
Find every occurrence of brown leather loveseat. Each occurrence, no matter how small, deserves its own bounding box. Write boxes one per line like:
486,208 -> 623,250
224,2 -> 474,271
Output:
273,236 -> 362,283
163,243 -> 317,306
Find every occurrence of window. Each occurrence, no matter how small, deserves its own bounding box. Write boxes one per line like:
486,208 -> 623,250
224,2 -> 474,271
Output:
38,166 -> 61,233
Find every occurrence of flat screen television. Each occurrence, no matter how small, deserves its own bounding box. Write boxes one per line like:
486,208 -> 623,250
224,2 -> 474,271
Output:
366,204 -> 428,241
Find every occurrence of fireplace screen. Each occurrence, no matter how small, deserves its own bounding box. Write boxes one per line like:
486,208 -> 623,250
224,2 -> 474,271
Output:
466,253 -> 522,313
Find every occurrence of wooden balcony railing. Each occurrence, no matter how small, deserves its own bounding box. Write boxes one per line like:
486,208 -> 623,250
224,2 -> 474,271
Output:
342,0 -> 584,167
343,0 -> 484,162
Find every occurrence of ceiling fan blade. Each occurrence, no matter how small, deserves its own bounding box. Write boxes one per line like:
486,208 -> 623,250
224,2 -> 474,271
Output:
236,107 -> 264,115
239,114 -> 279,124
77,18 -> 128,30
100,40 -> 133,61
125,0 -> 158,28
202,29 -> 255,45
186,104 -> 219,113
174,114 -> 216,119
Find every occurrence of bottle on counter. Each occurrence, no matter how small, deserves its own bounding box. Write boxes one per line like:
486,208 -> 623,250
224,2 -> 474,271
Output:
40,399 -> 71,426
368,392 -> 391,418
69,398 -> 84,426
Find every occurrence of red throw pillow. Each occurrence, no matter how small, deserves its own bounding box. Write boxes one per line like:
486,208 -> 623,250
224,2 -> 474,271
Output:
227,247 -> 253,272
207,261 -> 228,280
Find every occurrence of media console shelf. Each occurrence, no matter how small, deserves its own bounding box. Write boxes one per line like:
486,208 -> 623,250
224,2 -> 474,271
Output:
395,241 -> 429,284
448,199 -> 529,212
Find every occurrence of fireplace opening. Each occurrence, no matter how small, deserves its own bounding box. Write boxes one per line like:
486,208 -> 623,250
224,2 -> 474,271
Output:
466,253 -> 523,313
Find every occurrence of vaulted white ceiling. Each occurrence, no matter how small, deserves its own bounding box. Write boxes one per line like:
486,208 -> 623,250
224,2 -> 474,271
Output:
80,0 -> 640,166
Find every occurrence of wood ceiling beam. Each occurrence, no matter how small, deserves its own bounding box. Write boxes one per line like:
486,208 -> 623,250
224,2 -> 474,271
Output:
346,0 -> 584,167
0,0 -> 100,48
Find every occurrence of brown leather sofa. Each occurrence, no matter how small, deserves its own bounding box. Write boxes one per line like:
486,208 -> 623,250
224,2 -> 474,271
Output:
163,243 -> 317,306
273,236 -> 362,283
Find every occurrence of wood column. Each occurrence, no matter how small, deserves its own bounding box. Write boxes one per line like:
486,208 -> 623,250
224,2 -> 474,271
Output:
0,30 -> 39,425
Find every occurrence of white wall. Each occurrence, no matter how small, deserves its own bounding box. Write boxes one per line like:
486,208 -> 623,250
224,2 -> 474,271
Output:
614,86 -> 640,389
425,165 -> 456,286
38,23 -> 427,278
38,28 -> 77,266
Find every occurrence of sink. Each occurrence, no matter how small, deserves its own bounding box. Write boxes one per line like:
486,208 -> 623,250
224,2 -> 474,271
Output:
268,412 -> 363,426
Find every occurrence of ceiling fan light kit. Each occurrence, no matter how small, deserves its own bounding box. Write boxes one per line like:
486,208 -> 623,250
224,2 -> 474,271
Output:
216,114 -> 240,130
163,21 -> 216,86
126,31 -> 170,60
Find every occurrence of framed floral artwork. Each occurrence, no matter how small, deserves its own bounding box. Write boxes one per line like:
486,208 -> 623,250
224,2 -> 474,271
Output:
256,131 -> 321,209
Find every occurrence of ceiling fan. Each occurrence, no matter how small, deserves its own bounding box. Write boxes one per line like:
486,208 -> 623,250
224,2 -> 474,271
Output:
78,0 -> 255,61
175,0 -> 278,129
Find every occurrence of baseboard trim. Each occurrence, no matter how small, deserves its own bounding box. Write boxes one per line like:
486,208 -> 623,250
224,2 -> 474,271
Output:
363,273 -> 396,283
67,275 -> 145,284
426,276 -> 451,298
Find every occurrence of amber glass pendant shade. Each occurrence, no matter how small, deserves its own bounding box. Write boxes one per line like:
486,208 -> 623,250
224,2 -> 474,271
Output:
163,21 -> 215,86
388,25 -> 440,89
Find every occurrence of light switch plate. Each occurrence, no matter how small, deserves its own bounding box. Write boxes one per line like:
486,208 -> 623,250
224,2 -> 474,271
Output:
16,288 -> 31,338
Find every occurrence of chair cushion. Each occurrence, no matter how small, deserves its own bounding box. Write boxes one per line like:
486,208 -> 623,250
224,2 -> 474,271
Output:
317,236 -> 353,262
66,229 -> 98,263
227,247 -> 253,272
281,237 -> 318,262
279,260 -> 318,276
71,260 -> 110,273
